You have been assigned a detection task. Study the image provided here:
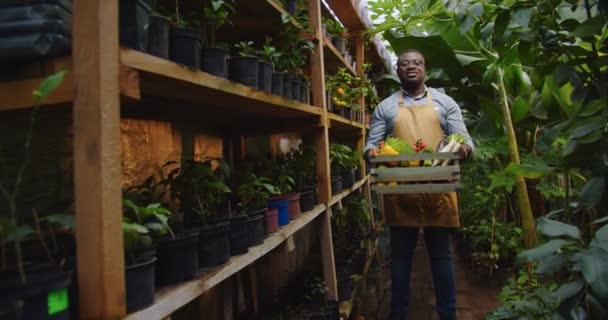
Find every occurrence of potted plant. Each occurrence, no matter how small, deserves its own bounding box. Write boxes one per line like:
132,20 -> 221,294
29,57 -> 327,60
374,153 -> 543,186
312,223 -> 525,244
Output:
282,146 -> 318,212
0,71 -> 75,319
330,143 -> 354,194
200,0 -> 235,78
324,18 -> 347,55
124,176 -> 200,287
268,158 -> 299,223
119,0 -> 152,51
229,41 -> 260,88
168,1 -> 202,69
257,37 -> 281,93
236,173 -> 280,239
122,199 -> 174,312
164,159 -> 232,267
277,19 -> 315,101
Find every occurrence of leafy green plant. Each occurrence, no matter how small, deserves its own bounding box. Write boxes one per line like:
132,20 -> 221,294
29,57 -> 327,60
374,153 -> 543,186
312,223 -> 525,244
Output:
122,199 -> 174,256
326,67 -> 379,111
233,41 -> 257,57
201,0 -> 235,48
0,71 -> 66,283
258,37 -> 282,65
236,173 -> 280,213
323,17 -> 346,37
276,17 -> 315,76
162,159 -> 231,226
280,145 -> 317,190
329,143 -> 353,172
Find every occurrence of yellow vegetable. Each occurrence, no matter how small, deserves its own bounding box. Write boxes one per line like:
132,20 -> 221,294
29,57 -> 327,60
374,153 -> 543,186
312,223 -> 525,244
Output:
379,144 -> 400,166
388,182 -> 398,186
408,160 -> 421,167
336,88 -> 346,96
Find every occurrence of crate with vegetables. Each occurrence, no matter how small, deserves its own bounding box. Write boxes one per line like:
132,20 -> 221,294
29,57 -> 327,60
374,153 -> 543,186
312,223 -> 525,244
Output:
369,134 -> 466,194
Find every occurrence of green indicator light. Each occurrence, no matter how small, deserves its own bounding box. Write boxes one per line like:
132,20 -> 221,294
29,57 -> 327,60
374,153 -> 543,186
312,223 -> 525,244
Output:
47,288 -> 69,315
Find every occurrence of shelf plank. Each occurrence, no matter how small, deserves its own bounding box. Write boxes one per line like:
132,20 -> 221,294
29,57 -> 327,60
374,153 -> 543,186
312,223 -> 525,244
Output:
329,175 -> 369,206
120,49 -> 322,119
325,0 -> 365,32
328,112 -> 365,131
323,37 -> 356,76
124,204 -> 327,320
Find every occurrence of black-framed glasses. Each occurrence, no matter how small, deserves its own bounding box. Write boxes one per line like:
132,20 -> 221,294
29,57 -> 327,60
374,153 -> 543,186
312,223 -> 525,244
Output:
399,59 -> 425,67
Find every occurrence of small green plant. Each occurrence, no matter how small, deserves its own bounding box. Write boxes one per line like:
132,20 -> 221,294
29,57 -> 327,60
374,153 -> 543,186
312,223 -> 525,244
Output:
329,143 -> 353,172
162,159 -> 231,226
233,41 -> 257,57
258,37 -> 282,65
0,71 -> 66,283
323,17 -> 346,37
280,145 -> 316,190
201,0 -> 235,47
236,173 -> 280,213
122,199 -> 174,253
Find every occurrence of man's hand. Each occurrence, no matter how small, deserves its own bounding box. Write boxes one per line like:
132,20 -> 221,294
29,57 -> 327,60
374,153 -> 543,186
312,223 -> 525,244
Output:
365,147 -> 378,162
458,144 -> 473,161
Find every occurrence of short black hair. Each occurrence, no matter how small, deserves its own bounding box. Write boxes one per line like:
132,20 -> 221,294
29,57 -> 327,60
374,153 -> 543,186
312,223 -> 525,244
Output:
396,49 -> 425,66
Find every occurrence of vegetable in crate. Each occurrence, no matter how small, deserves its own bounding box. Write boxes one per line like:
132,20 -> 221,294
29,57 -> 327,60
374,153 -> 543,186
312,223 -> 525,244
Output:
432,133 -> 467,167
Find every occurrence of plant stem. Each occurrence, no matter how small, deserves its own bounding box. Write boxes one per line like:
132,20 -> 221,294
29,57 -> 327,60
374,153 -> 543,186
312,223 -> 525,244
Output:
497,67 -> 537,248
32,209 -> 54,264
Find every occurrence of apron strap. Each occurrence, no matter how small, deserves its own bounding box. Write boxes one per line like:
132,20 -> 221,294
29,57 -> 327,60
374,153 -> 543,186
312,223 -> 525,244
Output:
398,90 -> 433,107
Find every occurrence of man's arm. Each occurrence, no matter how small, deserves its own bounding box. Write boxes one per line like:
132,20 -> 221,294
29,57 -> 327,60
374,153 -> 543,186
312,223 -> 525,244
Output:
364,103 -> 387,160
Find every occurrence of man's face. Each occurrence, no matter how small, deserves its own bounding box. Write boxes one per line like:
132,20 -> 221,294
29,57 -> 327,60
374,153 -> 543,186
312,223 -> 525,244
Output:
397,52 -> 426,86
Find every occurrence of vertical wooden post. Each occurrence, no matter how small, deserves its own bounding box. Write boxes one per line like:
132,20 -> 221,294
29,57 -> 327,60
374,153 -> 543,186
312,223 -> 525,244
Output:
73,0 -> 125,318
354,32 -> 367,176
321,207 -> 338,301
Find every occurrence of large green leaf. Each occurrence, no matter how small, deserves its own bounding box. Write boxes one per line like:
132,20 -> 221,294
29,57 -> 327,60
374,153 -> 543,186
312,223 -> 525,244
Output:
575,248 -> 608,297
595,224 -> 608,242
579,99 -> 606,117
517,239 -> 572,263
512,7 -> 533,28
503,162 -> 554,179
569,117 -> 606,140
538,217 -> 581,239
6,225 -> 35,242
536,252 -> 570,275
33,70 -> 66,103
40,214 -> 75,231
553,280 -> 585,300
511,96 -> 529,123
581,176 -> 606,207
572,16 -> 607,38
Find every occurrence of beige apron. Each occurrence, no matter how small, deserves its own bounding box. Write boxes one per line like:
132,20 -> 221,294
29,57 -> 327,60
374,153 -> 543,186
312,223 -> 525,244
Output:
383,92 -> 460,227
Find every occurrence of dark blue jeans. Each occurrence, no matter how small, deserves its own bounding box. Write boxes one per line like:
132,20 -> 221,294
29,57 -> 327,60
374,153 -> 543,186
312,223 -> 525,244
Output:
390,227 -> 456,320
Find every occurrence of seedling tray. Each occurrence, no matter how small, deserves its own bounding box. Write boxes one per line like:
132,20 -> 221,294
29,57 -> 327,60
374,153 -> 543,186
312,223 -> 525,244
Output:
369,152 -> 461,194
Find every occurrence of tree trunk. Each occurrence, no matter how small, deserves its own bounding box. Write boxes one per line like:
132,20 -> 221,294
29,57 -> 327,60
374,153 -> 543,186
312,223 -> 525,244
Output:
497,67 -> 537,248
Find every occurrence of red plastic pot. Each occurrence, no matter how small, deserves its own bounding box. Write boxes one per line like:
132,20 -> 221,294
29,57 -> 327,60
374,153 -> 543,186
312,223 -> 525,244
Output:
272,193 -> 301,220
265,207 -> 279,234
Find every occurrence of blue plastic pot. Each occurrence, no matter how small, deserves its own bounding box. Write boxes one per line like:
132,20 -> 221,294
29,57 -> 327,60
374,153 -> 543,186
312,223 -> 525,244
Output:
268,199 -> 289,226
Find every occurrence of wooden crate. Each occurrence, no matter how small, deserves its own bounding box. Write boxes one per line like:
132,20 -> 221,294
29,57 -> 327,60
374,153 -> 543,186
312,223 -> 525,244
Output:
369,152 -> 461,194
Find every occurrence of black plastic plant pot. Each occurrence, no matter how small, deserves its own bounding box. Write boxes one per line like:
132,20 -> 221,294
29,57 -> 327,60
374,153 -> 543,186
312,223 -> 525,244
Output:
285,0 -> 298,15
0,33 -> 70,62
229,56 -> 259,88
225,215 -> 250,256
126,257 -> 156,313
290,77 -> 303,102
169,27 -> 202,69
300,81 -> 310,104
331,36 -> 346,54
156,232 -> 199,286
331,175 -> 343,195
201,47 -> 229,79
119,0 -> 151,51
198,221 -> 231,268
341,169 -> 355,189
258,60 -> 273,93
271,72 -> 284,96
299,189 -> 316,212
146,15 -> 169,59
0,0 -> 72,11
246,212 -> 266,246
282,74 -> 292,99
0,263 -> 73,320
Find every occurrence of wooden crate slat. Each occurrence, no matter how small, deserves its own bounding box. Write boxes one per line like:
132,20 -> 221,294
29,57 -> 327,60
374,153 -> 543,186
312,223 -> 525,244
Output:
370,152 -> 460,162
370,165 -> 460,182
372,183 -> 461,194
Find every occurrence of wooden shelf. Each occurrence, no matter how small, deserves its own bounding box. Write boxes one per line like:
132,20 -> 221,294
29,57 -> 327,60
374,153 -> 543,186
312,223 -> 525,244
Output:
125,204 -> 327,320
323,36 -> 356,76
328,112 -> 365,132
329,175 -> 369,206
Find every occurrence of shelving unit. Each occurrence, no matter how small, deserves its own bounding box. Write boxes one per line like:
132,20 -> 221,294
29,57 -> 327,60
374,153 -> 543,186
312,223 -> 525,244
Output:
0,0 -> 385,318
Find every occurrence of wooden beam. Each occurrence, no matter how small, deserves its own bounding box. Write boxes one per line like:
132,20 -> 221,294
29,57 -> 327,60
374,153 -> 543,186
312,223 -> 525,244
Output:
73,0 -> 125,318
320,208 -> 338,301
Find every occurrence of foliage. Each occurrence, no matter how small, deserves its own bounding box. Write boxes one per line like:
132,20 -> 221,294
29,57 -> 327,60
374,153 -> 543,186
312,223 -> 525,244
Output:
279,145 -> 317,190
122,199 -> 174,253
162,159 -> 231,225
236,173 -> 280,213
233,41 -> 256,57
329,143 -> 353,172
258,37 -> 282,65
323,17 -> 346,37
326,67 -> 380,112
276,14 -> 316,76
201,0 -> 235,48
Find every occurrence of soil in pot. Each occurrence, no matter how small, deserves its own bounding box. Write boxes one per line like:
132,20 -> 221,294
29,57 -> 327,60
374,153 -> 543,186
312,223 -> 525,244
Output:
169,27 -> 201,69
201,47 -> 229,78
126,256 -> 156,313
331,175 -> 343,195
265,207 -> 279,234
225,215 -> 250,256
290,77 -> 302,102
229,56 -> 259,88
146,15 -> 169,59
0,263 -> 73,320
156,232 -> 199,286
268,199 -> 289,227
258,60 -> 273,93
246,212 -> 266,246
119,0 -> 151,51
331,36 -> 346,55
271,72 -> 284,96
341,169 -> 355,189
198,221 -> 231,268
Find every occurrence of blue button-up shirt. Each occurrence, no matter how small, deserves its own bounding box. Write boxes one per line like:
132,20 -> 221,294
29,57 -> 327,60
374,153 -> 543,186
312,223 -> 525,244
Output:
364,87 -> 474,153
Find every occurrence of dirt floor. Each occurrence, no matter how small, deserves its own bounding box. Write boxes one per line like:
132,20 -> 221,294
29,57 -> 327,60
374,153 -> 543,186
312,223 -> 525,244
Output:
363,232 -> 501,320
